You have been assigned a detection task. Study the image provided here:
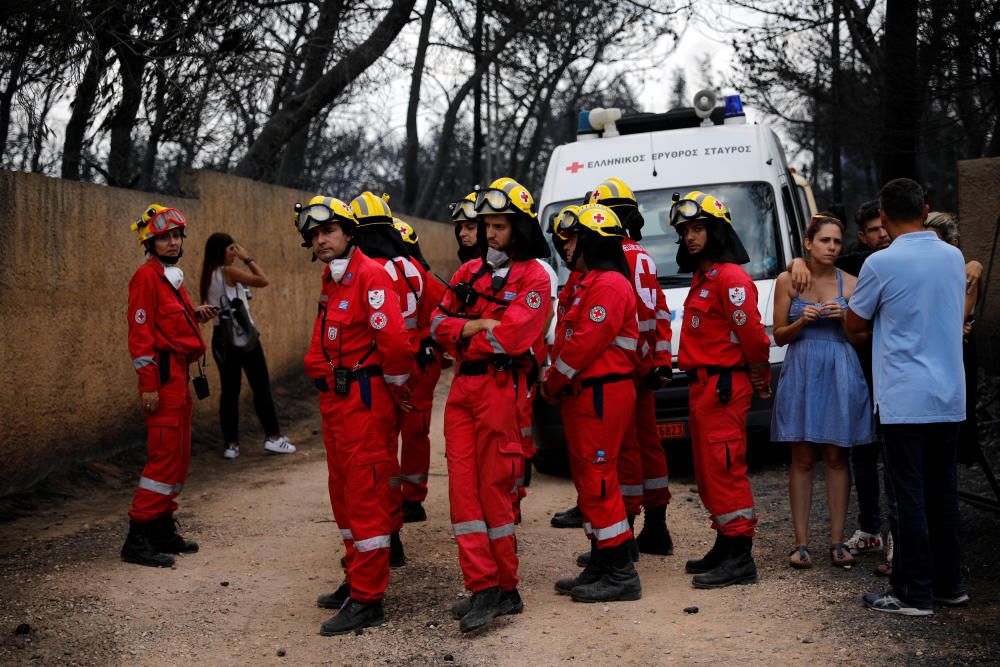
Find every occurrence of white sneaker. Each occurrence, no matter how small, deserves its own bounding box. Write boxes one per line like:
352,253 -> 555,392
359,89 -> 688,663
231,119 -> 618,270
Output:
223,444 -> 240,459
264,435 -> 296,454
845,529 -> 883,554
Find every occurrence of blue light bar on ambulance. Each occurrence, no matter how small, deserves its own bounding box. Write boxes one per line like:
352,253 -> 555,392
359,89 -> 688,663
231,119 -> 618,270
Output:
578,111 -> 598,136
724,95 -> 746,124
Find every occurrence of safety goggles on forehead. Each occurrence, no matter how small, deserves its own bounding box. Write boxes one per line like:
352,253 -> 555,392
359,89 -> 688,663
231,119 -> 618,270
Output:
668,197 -> 708,227
450,199 -> 478,221
147,208 -> 186,233
555,210 -> 584,240
294,203 -> 341,233
474,187 -> 519,213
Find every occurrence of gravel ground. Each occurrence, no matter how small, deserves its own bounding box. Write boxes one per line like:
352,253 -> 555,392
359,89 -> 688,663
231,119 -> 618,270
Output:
2,372 -> 999,666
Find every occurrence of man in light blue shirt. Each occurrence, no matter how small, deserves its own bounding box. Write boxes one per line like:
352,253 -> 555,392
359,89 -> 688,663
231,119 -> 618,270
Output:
847,178 -> 967,616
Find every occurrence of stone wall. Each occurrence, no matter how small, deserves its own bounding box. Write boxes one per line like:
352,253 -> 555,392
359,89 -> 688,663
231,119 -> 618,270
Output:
0,170 -> 458,495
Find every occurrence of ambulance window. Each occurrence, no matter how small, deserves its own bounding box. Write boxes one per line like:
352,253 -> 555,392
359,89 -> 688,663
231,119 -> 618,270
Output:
782,185 -> 804,258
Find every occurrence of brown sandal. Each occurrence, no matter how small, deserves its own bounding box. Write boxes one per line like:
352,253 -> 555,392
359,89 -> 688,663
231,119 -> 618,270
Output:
788,545 -> 813,569
830,543 -> 856,568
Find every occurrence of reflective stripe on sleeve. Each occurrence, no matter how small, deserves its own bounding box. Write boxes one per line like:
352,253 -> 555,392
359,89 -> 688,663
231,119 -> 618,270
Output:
729,331 -> 740,344
486,329 -> 506,354
620,484 -> 644,497
488,523 -> 515,540
654,341 -> 671,353
430,314 -> 447,337
385,372 -> 410,386
453,520 -> 488,536
515,477 -> 525,488
715,507 -> 757,526
404,317 -> 418,329
554,357 -> 578,378
614,336 -> 638,351
401,474 -> 428,484
354,534 -> 391,552
319,294 -> 329,302
340,529 -> 354,540
656,309 -> 671,320
638,320 -> 656,332
138,476 -> 177,496
133,356 -> 156,370
643,476 -> 669,490
592,518 -> 631,541
520,426 -> 532,437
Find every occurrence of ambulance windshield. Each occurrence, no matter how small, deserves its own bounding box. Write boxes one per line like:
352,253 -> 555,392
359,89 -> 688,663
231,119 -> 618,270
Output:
543,182 -> 781,286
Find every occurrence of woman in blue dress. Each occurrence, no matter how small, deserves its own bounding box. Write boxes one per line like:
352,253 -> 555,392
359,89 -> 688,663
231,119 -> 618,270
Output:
772,215 -> 875,569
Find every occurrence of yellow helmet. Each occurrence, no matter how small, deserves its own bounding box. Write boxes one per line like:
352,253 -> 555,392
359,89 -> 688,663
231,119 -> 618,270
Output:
450,191 -> 478,222
293,195 -> 356,246
131,204 -> 186,245
350,191 -> 393,226
555,204 -> 624,240
549,204 -> 581,236
474,177 -> 535,218
393,218 -> 419,244
589,177 -> 637,207
669,190 -> 732,226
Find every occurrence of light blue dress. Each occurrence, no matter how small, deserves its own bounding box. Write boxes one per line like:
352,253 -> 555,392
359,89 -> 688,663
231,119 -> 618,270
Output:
771,270 -> 876,447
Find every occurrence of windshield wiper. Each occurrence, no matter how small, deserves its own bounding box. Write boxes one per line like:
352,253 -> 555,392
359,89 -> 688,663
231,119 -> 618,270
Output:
659,275 -> 692,287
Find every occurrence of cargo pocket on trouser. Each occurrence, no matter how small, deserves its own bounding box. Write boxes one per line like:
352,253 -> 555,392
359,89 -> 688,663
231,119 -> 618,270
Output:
705,427 -> 754,535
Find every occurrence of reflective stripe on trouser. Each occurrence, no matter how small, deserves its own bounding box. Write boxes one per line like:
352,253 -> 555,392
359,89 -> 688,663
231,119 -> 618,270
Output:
618,410 -> 644,516
563,380 -> 636,548
398,353 -> 442,503
444,374 -> 521,593
320,380 -> 393,604
512,374 -> 533,522
129,369 -> 192,522
636,385 -> 671,508
687,372 -> 757,537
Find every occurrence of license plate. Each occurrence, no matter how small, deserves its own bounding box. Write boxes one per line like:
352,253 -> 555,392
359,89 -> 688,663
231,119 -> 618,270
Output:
657,421 -> 687,439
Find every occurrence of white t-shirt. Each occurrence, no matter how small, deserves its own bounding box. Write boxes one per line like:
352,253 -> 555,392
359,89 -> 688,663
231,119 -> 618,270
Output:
206,267 -> 254,326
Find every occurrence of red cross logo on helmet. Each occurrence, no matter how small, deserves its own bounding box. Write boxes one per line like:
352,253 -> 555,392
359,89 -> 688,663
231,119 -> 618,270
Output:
713,199 -> 724,210
519,191 -> 530,203
593,213 -> 605,224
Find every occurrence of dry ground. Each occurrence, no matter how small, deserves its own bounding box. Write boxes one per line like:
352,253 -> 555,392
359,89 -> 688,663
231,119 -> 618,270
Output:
2,371 -> 999,666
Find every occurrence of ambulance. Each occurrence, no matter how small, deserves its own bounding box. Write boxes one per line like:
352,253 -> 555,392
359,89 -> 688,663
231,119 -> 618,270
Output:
532,92 -> 815,475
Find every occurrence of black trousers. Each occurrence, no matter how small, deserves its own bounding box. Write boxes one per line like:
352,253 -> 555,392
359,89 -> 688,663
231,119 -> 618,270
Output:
212,327 -> 280,443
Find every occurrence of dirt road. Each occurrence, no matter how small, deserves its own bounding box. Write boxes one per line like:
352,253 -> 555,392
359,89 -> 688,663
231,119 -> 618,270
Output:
2,373 -> 998,665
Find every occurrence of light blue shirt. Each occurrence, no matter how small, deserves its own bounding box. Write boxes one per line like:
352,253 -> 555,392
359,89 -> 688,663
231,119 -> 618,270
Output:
848,231 -> 966,424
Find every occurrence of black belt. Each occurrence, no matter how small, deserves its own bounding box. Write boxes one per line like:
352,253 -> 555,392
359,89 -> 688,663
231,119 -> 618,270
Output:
686,365 -> 748,383
457,355 -> 514,376
561,373 -> 633,396
314,366 -> 384,392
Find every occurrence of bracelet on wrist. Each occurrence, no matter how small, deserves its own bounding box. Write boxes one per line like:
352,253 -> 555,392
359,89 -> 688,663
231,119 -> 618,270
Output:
243,257 -> 254,265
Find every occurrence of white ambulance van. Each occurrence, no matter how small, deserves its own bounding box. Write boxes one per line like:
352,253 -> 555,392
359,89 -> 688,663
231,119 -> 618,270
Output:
532,93 -> 814,474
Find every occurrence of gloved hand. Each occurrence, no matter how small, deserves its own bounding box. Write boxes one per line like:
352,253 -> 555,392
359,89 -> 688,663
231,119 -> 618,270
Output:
415,337 -> 437,371
644,365 -> 673,389
388,383 -> 413,412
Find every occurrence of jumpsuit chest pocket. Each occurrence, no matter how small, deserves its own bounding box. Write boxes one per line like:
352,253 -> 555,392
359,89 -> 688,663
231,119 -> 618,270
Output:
158,302 -> 188,340
682,297 -> 712,335
322,308 -> 355,342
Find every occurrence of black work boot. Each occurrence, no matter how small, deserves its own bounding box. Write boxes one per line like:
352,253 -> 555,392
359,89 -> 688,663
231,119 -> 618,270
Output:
459,586 -> 502,633
319,598 -> 385,636
685,531 -> 728,574
451,587 -> 525,619
557,542 -> 605,594
692,535 -> 758,589
550,505 -> 584,529
121,520 -> 175,568
402,500 -> 427,523
389,531 -> 406,567
316,581 -> 351,609
150,515 -> 199,554
570,542 -> 642,603
636,505 -> 673,556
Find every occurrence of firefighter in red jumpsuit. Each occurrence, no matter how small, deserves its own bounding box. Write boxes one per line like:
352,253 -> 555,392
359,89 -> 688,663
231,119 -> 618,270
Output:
393,217 -> 446,524
542,204 -> 642,603
348,192 -> 426,565
669,191 -> 772,589
432,177 -> 551,632
590,178 -> 674,555
295,195 -> 413,635
123,204 -> 216,567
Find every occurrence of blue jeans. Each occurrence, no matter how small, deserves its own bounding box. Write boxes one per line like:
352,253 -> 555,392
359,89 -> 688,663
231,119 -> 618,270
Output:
881,423 -> 963,609
850,442 -> 881,534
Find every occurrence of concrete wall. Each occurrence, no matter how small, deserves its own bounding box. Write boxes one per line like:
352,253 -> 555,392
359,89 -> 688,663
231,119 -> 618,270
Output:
0,170 -> 459,496
957,158 -> 1000,371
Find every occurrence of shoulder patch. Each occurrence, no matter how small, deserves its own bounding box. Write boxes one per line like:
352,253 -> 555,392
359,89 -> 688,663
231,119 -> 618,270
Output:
691,315 -> 701,329
368,289 -> 385,310
327,326 -> 338,340
728,286 -> 746,307
732,309 -> 748,326
503,290 -> 517,301
134,308 -> 147,325
369,312 -> 388,330
526,291 -> 542,309
589,305 -> 607,322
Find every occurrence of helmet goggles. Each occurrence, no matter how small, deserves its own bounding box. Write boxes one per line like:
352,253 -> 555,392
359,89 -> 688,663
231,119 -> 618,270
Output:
668,191 -> 732,227
294,202 -> 350,235
148,207 -> 186,233
475,187 -> 521,213
450,198 -> 478,222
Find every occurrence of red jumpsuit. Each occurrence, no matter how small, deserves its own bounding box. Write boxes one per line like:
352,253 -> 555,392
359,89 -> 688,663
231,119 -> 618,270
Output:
432,258 -> 551,593
678,262 -> 770,538
622,240 -> 673,513
127,258 -> 206,522
370,254 -> 425,530
305,248 -> 412,604
398,271 -> 445,504
545,269 -> 638,549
